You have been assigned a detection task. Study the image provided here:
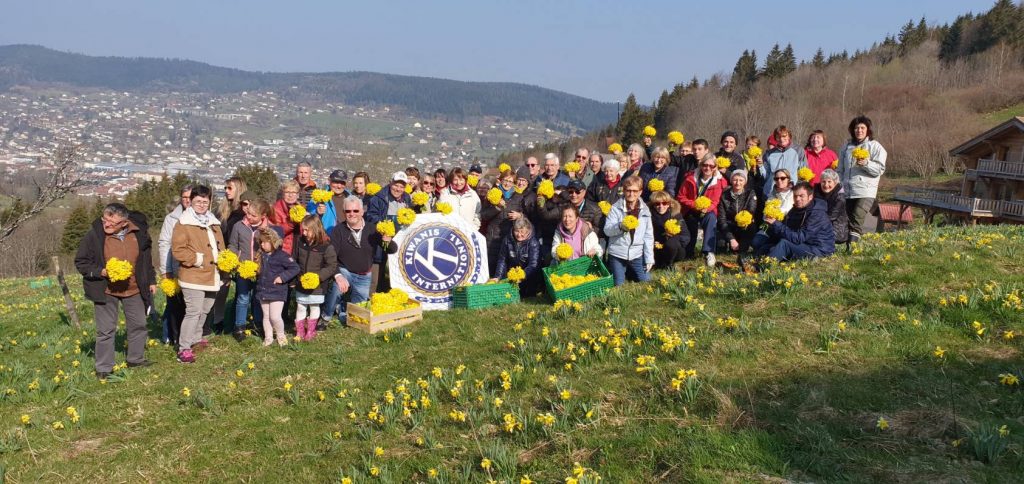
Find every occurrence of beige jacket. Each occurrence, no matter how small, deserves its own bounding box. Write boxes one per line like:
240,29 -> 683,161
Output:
171,207 -> 225,292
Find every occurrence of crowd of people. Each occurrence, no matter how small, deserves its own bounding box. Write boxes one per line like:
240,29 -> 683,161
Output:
75,115 -> 886,376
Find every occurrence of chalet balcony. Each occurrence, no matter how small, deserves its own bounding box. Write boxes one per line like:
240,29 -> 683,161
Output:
892,187 -> 1024,222
973,158 -> 1024,180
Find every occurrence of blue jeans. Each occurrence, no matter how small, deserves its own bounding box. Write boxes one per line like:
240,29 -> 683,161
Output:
607,256 -> 650,286
756,238 -> 816,261
684,212 -> 718,257
335,267 -> 372,323
233,277 -> 261,329
320,279 -> 338,321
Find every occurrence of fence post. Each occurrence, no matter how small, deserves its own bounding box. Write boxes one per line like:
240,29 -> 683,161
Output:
52,256 -> 81,329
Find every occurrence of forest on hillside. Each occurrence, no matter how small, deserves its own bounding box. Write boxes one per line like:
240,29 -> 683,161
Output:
501,0 -> 1024,179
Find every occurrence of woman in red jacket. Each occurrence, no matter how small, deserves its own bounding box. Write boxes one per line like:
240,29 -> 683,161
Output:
676,153 -> 724,267
271,180 -> 302,257
804,130 -> 838,186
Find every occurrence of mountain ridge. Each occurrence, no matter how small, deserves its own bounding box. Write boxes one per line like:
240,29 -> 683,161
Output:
0,44 -> 616,129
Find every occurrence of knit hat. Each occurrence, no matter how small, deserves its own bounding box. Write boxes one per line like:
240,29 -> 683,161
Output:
730,169 -> 748,181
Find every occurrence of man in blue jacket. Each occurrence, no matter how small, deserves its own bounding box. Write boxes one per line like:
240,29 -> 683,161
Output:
753,182 -> 835,262
365,172 -> 412,293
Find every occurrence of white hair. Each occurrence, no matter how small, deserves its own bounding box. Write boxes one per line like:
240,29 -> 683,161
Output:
343,195 -> 363,211
544,153 -> 559,165
602,158 -> 620,171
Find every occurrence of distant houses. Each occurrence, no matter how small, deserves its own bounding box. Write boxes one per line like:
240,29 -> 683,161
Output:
893,116 -> 1024,224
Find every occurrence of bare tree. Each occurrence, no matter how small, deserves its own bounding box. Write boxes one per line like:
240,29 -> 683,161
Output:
0,144 -> 83,245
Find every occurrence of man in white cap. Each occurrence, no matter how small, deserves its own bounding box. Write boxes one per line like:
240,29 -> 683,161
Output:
364,172 -> 412,293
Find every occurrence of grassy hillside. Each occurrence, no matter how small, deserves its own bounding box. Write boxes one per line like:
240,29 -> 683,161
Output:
1,226 -> 1022,482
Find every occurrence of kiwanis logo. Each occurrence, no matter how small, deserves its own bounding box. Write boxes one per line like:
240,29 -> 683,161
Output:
399,223 -> 478,295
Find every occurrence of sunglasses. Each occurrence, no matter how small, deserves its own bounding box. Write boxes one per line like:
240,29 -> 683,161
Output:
569,189 -> 584,194
344,209 -> 361,214
700,164 -> 716,168
422,182 -> 434,186
526,163 -> 538,167
775,177 -> 789,181
575,155 -> 587,159
624,189 -> 642,193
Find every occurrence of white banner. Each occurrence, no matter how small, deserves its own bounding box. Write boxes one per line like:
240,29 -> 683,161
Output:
388,213 -> 489,310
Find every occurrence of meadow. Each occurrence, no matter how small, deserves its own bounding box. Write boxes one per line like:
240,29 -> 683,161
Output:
0,225 -> 1022,482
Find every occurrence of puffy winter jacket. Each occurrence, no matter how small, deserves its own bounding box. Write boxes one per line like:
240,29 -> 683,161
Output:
295,240 -> 338,296
837,139 -> 887,199
718,188 -> 759,243
256,249 -> 301,302
638,162 -> 680,200
677,170 -> 725,217
767,198 -> 835,257
815,183 -> 850,244
494,232 -> 541,282
603,198 -> 654,263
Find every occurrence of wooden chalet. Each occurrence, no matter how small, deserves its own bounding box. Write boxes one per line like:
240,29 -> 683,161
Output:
893,116 -> 1024,224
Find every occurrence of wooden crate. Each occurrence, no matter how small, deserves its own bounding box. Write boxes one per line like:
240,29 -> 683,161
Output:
346,301 -> 423,334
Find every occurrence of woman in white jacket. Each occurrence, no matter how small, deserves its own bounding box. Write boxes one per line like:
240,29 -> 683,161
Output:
551,204 -> 602,263
837,116 -> 887,243
603,175 -> 655,286
437,167 -> 481,230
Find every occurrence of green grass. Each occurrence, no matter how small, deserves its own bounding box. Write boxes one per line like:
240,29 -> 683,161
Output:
1,226 -> 1023,482
983,102 -> 1024,123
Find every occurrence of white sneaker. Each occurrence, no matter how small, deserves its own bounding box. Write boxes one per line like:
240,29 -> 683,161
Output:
705,252 -> 716,267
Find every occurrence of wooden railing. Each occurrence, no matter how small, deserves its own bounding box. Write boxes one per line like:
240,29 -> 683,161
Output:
976,159 -> 1024,178
892,187 -> 1024,221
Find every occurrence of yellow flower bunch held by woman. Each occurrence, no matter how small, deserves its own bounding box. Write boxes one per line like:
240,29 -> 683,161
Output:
216,249 -> 240,273
505,266 -> 526,284
664,219 -> 682,236
536,179 -> 555,207
852,147 -> 870,161
621,215 -> 640,231
598,201 -> 612,216
411,191 -> 430,209
734,210 -> 754,229
435,201 -> 453,215
365,182 -> 382,196
486,187 -> 504,206
744,146 -> 763,170
693,196 -> 712,212
643,125 -> 657,138
797,167 -> 815,183
648,178 -> 665,193
288,204 -> 307,223
555,243 -> 574,261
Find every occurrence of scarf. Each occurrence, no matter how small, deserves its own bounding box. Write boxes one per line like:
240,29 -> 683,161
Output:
501,186 -> 515,199
604,176 -> 620,189
558,219 -> 584,258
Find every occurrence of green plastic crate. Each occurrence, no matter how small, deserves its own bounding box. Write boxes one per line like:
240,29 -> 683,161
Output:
543,256 -> 613,303
451,281 -> 521,309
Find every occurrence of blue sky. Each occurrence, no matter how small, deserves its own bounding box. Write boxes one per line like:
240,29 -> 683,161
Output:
0,0 -> 996,103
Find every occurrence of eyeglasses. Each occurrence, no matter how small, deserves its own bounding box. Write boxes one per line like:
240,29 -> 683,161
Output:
283,191 -> 299,195
344,209 -> 361,214
774,177 -> 789,181
526,163 -> 538,167
700,164 -> 716,168
575,155 -> 587,160
422,182 -> 434,186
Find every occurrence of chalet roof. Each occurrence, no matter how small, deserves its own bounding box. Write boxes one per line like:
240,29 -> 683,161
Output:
949,116 -> 1024,158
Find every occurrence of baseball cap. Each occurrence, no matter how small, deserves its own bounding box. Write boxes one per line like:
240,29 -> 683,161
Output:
391,171 -> 409,184
329,169 -> 349,183
567,180 -> 586,192
469,164 -> 483,174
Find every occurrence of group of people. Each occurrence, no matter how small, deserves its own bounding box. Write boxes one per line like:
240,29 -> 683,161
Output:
75,115 -> 886,377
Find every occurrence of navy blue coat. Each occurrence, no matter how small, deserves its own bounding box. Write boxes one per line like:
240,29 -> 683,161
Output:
638,162 -> 680,200
256,249 -> 301,302
364,189 -> 411,263
768,198 -> 835,257
494,232 -> 541,288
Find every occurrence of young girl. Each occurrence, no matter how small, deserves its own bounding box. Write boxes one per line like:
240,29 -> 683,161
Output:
294,216 -> 337,341
227,198 -> 271,340
255,228 -> 300,346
